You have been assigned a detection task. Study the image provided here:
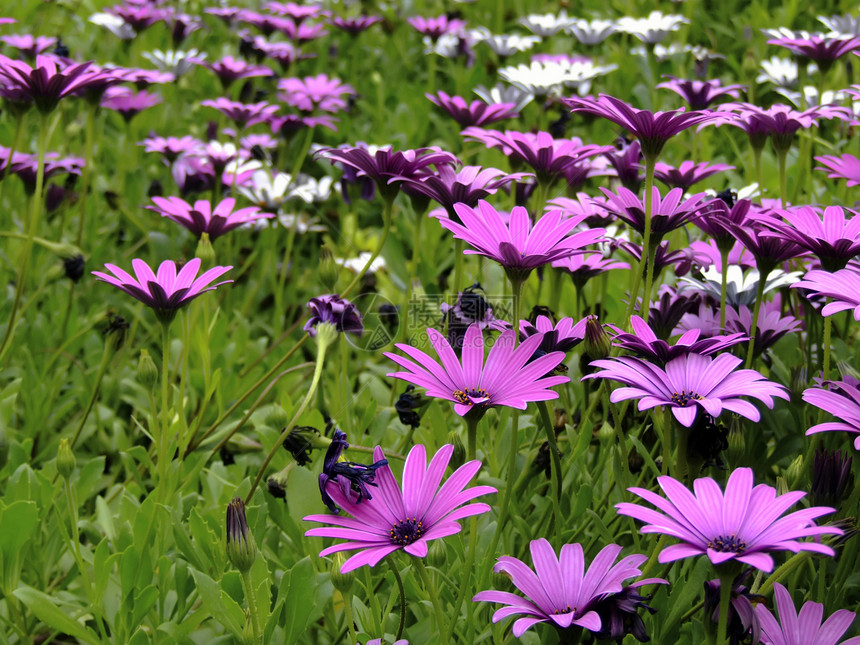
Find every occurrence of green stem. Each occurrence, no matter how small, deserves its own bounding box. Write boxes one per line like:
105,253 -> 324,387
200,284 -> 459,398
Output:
414,559 -> 449,645
389,559 -> 406,641
68,342 -> 112,450
754,552 -> 811,595
0,112 -> 50,363
716,570 -> 733,645
537,401 -> 563,544
753,146 -> 763,196
245,334 -> 330,502
158,320 -> 172,498
75,104 -> 97,246
342,591 -> 357,644
340,335 -> 351,434
0,113 -> 25,209
240,570 -> 263,644
675,422 -> 689,482
821,309 -> 832,383
719,247 -> 730,329
744,269 -> 769,368
640,157 -> 657,320
453,238 -> 464,291
777,149 -> 788,205
342,196 -> 394,297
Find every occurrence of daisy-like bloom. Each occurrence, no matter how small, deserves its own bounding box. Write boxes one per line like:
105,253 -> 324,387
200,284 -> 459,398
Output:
304,443 -> 496,572
688,239 -> 756,272
566,94 -> 725,160
462,128 -> 611,186
604,139 -> 644,192
316,144 -> 458,201
201,98 -> 278,129
270,113 -> 338,137
89,12 -> 135,40
425,91 -> 518,128
757,583 -> 860,645
121,67 -> 175,88
803,378 -> 860,450
499,59 -> 616,98
815,153 -> 860,186
566,18 -> 618,45
407,15 -> 466,41
681,265 -> 800,307
386,324 -> 568,418
304,295 -> 363,337
249,37 -> 313,71
609,315 -> 746,366
139,136 -> 200,164
204,56 -> 272,89
720,218 -> 807,276
586,352 -> 789,427
2,150 -> 83,193
703,570 -> 763,645
653,161 -> 733,192
724,297 -> 803,358
148,196 -> 270,240
92,258 -> 232,323
101,86 -> 161,122
398,165 -> 528,219
519,11 -> 573,37
553,254 -> 630,291
473,83 -> 534,113
820,14 -> 860,37
329,15 -> 382,36
757,56 -> 803,89
1,35 -> 57,58
472,30 -> 539,57
694,197 -> 753,252
0,54 -> 97,113
619,240 -> 710,278
657,77 -> 745,111
717,103 -> 850,154
617,11 -> 689,44
617,467 -> 842,571
265,1 -> 321,23
519,316 -> 587,365
168,13 -> 202,46
107,3 -> 170,33
599,186 -> 707,241
768,33 -> 860,70
442,200 -> 605,282
141,49 -> 203,77
761,205 -> 860,271
278,74 -> 354,114
473,538 -> 663,638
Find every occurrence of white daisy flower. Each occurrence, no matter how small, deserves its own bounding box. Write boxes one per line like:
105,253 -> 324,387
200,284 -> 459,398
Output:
566,18 -> 619,45
519,11 -> 574,37
618,11 -> 688,44
89,13 -> 135,40
142,49 -> 204,76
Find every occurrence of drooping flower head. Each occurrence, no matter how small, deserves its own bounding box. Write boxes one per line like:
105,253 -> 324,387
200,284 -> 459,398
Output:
473,538 -> 665,638
653,161 -> 733,192
617,467 -> 842,572
803,378 -> 860,450
328,15 -> 382,36
553,253 -> 630,291
148,196 -> 270,240
768,33 -> 860,70
717,103 -> 849,153
92,258 -> 232,323
317,429 -> 389,514
694,197 -> 753,252
304,443 -> 496,572
565,94 -> 725,159
441,200 -> 605,282
407,15 -> 466,41
139,135 -> 200,163
426,91 -> 519,128
201,98 -> 278,129
204,56 -> 273,88
101,86 -> 162,122
657,77 -> 745,111
585,352 -> 789,427
304,295 -> 363,337
385,324 -> 568,419
0,54 -> 97,113
756,583 -> 860,645
761,205 -> 860,271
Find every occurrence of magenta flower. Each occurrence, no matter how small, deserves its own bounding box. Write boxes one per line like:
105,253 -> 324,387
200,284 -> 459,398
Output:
721,218 -> 807,274
0,54 -> 96,113
694,197 -> 753,251
756,583 -> 860,645
553,253 -> 630,289
599,186 -> 707,240
609,315 -> 746,366
101,86 -> 161,122
201,98 -> 278,129
92,258 -> 232,322
148,196 -> 270,240
204,56 -> 273,88
619,240 -> 710,277
617,467 -> 842,572
586,352 -> 789,427
2,150 -> 83,193
251,37 -> 313,71
768,33 -> 860,67
304,295 -> 364,338
762,205 -> 860,271
270,113 -> 337,137
121,67 -> 175,88
717,103 -> 850,153
793,267 -> 860,320
278,74 -> 354,113
107,4 -> 170,33
473,539 -> 663,638
519,315 -> 587,355
407,15 -> 466,41
1,35 -> 57,58
304,443 -> 496,573
565,94 -> 725,158
139,135 -> 200,163
463,128 -> 611,185
442,200 -> 605,281
815,153 -> 860,186
265,1 -> 322,23
725,297 -> 803,358
426,91 -> 518,128
385,324 -> 568,418
653,161 -> 733,192
329,15 -> 382,35
803,379 -> 860,450
657,77 -> 745,111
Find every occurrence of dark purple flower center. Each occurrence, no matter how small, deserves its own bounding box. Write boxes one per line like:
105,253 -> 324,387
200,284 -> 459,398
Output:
670,390 -> 704,406
453,387 -> 490,405
390,517 -> 424,546
553,606 -> 576,615
708,534 -> 747,553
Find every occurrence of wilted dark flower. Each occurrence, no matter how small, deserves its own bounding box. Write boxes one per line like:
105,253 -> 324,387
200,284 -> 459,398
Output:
304,294 -> 363,337
395,385 -> 424,428
811,449 -> 853,508
318,429 -> 388,514
64,254 -> 85,282
589,582 -> 665,643
703,569 -> 763,645
283,425 -> 321,466
688,414 -> 729,469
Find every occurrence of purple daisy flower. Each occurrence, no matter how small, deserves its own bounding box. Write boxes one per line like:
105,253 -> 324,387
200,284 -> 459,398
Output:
815,153 -> 860,186
653,160 -> 734,192
473,538 -> 663,638
608,315 -> 746,366
426,91 -> 519,128
792,267 -> 860,320
101,86 -> 161,122
0,54 -> 96,113
205,56 -> 273,89
720,217 -> 807,275
585,352 -> 789,427
694,197 -> 753,252
92,258 -> 232,323
703,569 -> 763,645
619,239 -> 711,277
303,443 -> 496,573
265,1 -> 322,23
278,74 -> 354,114
201,98 -> 278,129
328,15 -> 382,36
121,67 -> 175,88
803,379 -> 860,450
599,186 -> 707,240
756,583 -> 860,645
768,33 -> 860,69
385,324 -> 568,418
616,467 -> 842,572
442,200 -> 605,282
148,196 -> 270,240
407,15 -> 466,42
762,205 -> 860,271
519,315 -> 587,354
725,297 -> 803,358
565,94 -> 726,159
139,135 -> 201,163
462,128 -> 611,186
270,113 -> 337,137
251,37 -> 313,71
657,77 -> 745,111
1,35 -> 57,58
717,103 -> 849,153
604,138 -> 645,192
552,253 -> 630,290
107,4 -> 170,33
304,295 -> 363,337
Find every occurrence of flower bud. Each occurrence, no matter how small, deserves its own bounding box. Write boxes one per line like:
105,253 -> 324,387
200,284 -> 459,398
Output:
330,552 -> 354,593
195,232 -> 216,267
136,349 -> 159,389
583,316 -> 611,360
725,419 -> 745,466
427,540 -> 446,568
319,245 -> 339,291
785,454 -> 804,490
447,430 -> 466,470
226,498 -> 257,573
57,438 -> 76,480
597,421 -> 615,443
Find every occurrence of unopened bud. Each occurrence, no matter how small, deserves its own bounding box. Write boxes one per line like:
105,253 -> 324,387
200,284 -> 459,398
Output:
785,454 -> 804,490
64,255 -> 85,282
330,552 -> 354,593
775,476 -> 790,497
319,245 -> 339,291
195,232 -> 216,267
226,498 -> 257,573
447,430 -> 466,470
583,316 -> 611,360
725,418 -> 745,466
597,421 -> 615,443
427,540 -> 446,568
57,438 -> 76,479
137,349 -> 159,389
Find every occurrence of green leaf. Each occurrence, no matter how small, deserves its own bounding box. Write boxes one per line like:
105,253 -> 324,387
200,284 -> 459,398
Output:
131,585 -> 159,631
279,557 -> 316,643
189,568 -> 245,639
248,553 -> 271,637
663,558 -> 710,635
12,586 -> 100,645
188,507 -> 221,573
0,500 -> 37,589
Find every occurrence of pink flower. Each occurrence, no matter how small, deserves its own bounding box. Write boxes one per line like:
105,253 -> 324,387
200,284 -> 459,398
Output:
148,196 -> 271,240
